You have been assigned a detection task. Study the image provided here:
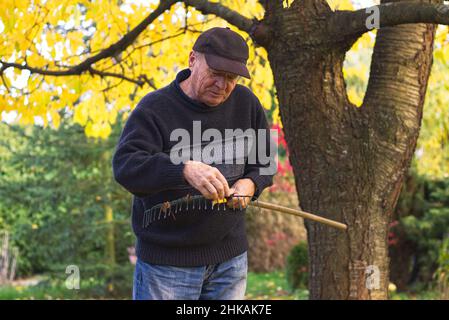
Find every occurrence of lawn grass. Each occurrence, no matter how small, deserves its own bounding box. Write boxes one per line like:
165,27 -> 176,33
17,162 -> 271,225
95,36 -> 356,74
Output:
246,271 -> 308,300
0,270 -> 305,300
0,271 -> 441,300
389,291 -> 442,300
0,283 -> 78,300
0,277 -> 120,300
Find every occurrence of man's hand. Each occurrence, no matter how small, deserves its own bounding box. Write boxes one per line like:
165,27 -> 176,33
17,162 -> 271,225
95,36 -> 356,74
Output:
183,160 -> 231,200
228,178 -> 256,209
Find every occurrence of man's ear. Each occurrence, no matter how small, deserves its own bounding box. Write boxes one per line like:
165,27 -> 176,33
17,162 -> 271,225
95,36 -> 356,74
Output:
188,51 -> 195,69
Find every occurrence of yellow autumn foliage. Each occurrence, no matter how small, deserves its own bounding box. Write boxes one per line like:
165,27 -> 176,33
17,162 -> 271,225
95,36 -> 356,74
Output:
0,0 -> 448,178
0,0 -> 276,138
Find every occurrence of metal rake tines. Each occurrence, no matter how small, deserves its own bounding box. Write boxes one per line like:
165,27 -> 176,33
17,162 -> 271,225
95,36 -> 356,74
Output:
142,194 -> 255,228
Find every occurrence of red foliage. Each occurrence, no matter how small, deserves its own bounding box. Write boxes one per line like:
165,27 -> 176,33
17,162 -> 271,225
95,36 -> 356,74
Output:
388,220 -> 399,246
265,232 -> 288,247
271,123 -> 288,151
270,124 -> 293,178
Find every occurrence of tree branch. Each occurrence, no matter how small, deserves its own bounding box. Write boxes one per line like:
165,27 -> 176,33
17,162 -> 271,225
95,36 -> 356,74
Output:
0,0 -> 176,88
183,0 -> 254,31
329,3 -> 449,39
90,67 -> 157,88
181,0 -> 270,46
258,0 -> 283,13
0,61 -> 148,87
67,0 -> 176,73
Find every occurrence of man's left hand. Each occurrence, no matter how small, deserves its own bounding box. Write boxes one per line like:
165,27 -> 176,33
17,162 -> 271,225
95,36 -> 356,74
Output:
227,178 -> 256,209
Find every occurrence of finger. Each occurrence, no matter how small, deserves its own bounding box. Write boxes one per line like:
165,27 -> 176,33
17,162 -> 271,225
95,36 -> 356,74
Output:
202,180 -> 219,200
227,196 -> 239,209
207,177 -> 225,200
215,172 -> 230,197
226,191 -> 238,209
233,194 -> 246,209
197,186 -> 210,199
239,196 -> 250,209
234,196 -> 244,209
239,197 -> 246,209
245,196 -> 251,207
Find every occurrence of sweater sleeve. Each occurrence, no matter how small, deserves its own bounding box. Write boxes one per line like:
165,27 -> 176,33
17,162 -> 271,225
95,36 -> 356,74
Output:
242,99 -> 276,199
112,102 -> 187,198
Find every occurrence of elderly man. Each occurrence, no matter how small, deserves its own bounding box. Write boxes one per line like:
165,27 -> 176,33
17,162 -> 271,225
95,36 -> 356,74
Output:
112,27 -> 274,300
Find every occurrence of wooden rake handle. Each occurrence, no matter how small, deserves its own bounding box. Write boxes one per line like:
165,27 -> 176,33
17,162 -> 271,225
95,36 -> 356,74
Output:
249,200 -> 347,231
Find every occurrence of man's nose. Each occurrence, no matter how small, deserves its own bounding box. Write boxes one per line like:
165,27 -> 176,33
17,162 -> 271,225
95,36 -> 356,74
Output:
215,76 -> 226,90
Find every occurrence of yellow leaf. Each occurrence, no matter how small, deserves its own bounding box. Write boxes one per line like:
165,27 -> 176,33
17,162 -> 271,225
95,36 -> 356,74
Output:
50,110 -> 61,129
347,87 -> 363,107
98,122 -> 112,139
74,102 -> 89,126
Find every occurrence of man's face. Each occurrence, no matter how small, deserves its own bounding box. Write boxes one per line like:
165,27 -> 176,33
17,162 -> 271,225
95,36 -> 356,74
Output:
189,52 -> 239,106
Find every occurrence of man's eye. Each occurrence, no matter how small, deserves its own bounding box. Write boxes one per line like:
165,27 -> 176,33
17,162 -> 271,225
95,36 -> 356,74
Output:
210,70 -> 236,80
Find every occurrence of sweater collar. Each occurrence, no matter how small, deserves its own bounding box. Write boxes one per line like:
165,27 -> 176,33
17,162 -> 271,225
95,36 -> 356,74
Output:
172,68 -> 228,113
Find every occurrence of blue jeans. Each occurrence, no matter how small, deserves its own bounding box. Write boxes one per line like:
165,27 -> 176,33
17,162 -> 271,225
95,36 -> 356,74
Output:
133,251 -> 248,300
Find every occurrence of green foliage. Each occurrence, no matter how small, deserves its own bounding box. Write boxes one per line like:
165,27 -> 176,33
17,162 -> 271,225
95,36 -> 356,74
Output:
391,167 -> 449,288
434,237 -> 449,299
0,263 -> 134,299
400,179 -> 449,275
0,115 -> 134,276
417,30 -> 449,178
285,241 -> 308,291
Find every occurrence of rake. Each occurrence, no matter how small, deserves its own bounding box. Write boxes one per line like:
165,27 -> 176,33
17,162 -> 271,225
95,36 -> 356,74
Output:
142,194 -> 347,231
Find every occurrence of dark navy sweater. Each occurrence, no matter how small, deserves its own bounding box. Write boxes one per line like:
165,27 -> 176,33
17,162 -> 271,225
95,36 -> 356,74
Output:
112,68 -> 274,267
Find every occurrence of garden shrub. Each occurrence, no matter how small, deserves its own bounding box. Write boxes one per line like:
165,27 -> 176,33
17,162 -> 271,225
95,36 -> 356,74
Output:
285,241 -> 308,291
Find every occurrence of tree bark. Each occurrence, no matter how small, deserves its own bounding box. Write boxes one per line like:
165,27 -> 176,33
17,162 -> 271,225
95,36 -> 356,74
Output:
262,0 -> 437,299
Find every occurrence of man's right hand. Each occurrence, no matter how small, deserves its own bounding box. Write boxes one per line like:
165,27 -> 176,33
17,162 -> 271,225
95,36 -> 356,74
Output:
183,160 -> 231,201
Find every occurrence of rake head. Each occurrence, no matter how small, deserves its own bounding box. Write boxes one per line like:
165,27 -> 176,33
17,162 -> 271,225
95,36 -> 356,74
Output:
142,194 -> 256,228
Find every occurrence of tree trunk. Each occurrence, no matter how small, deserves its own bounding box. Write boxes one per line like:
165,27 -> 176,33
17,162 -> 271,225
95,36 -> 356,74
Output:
263,0 -> 436,299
